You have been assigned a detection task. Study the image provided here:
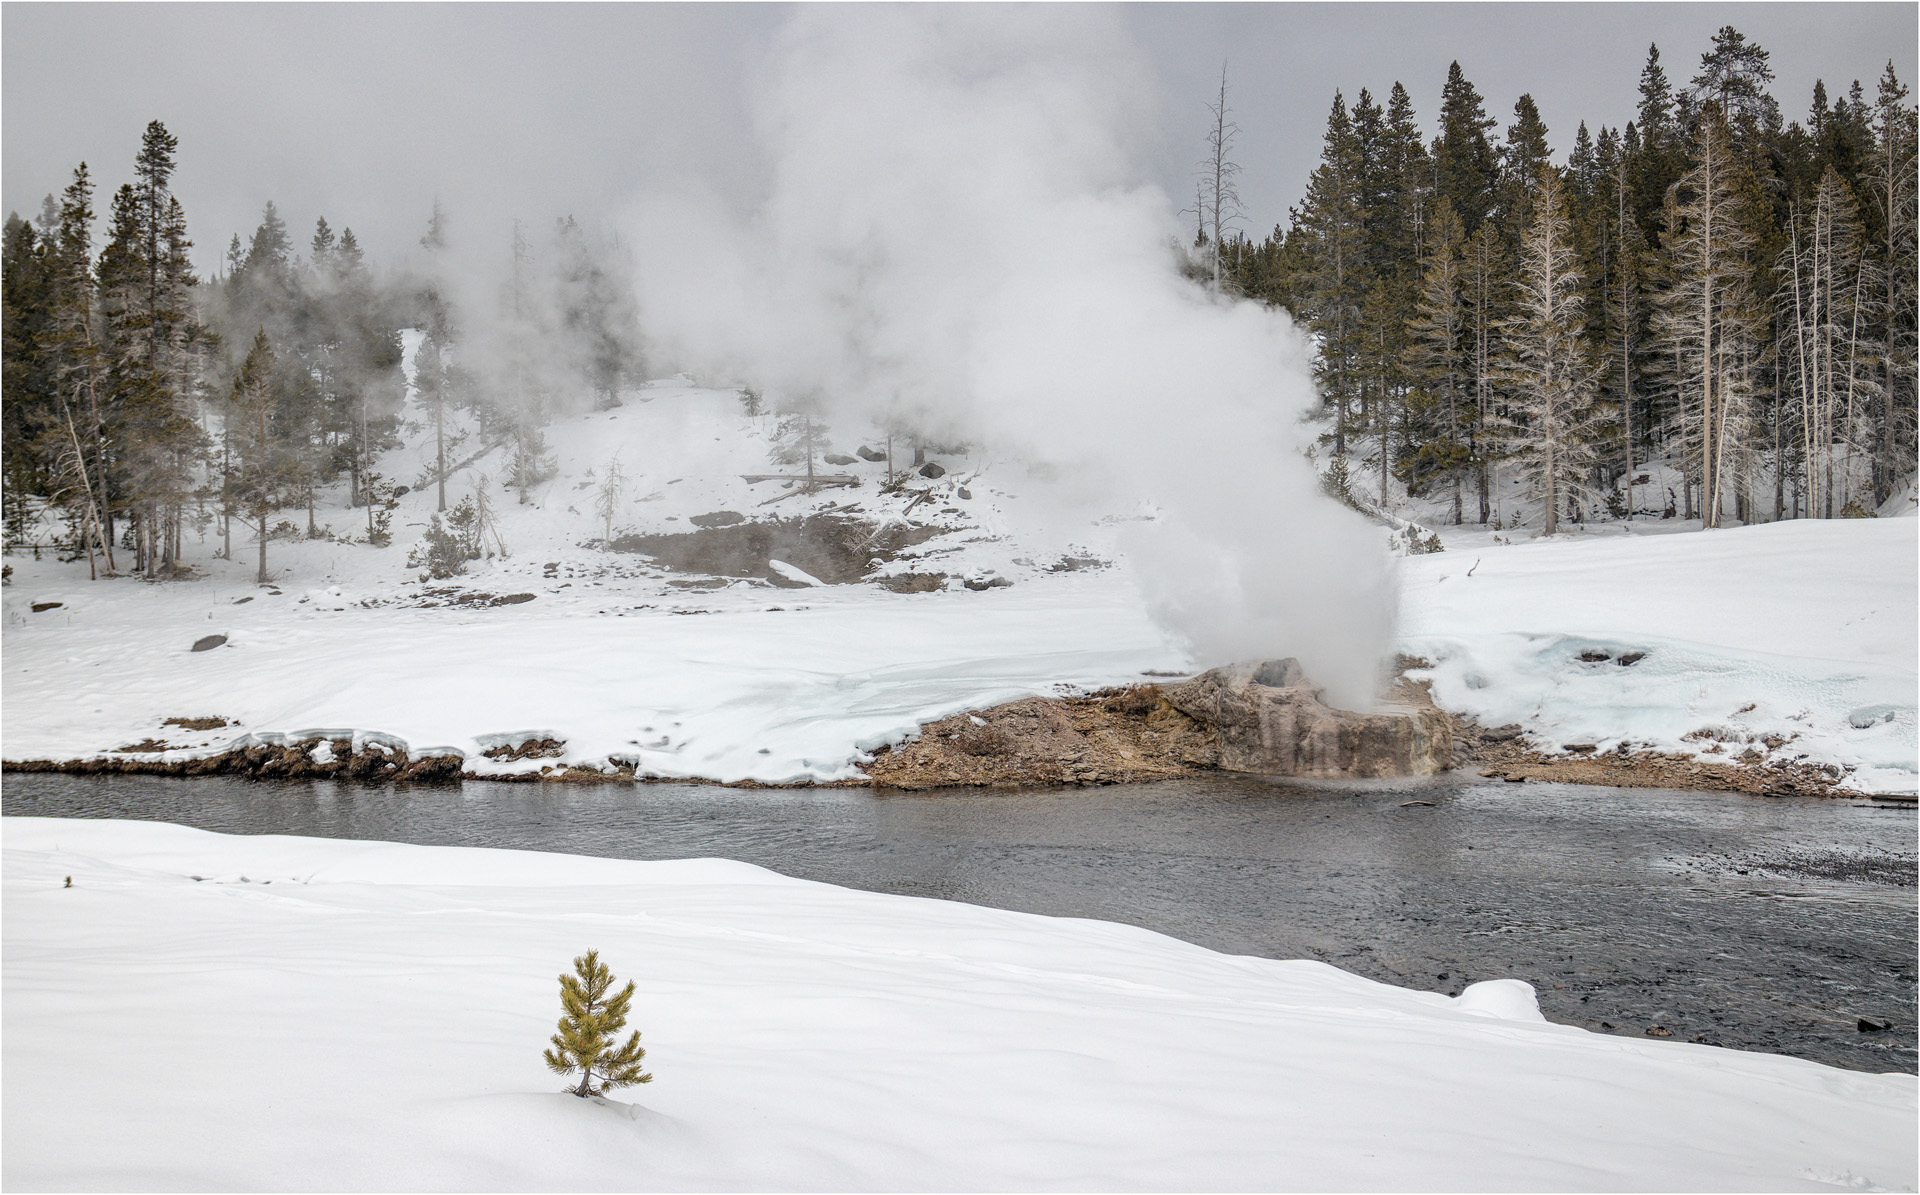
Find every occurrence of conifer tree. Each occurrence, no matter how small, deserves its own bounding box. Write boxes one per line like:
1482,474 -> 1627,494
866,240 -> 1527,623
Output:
1652,104 -> 1763,527
544,950 -> 651,1098
1497,95 -> 1553,241
1867,63 -> 1918,503
1433,62 -> 1499,235
228,329 -> 281,583
1297,91 -> 1370,457
1404,200 -> 1473,522
1496,169 -> 1606,534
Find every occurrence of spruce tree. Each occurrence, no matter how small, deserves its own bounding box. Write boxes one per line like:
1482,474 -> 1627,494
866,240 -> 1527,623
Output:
1404,199 -> 1473,522
1433,62 -> 1499,235
1298,91 -> 1371,457
544,950 -> 652,1098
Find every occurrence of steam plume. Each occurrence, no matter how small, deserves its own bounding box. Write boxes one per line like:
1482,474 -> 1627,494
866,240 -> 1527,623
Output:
629,6 -> 1396,706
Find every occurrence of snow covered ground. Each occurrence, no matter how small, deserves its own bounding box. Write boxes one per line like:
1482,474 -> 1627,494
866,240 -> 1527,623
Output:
2,376 -> 1914,791
4,817 -> 1913,1192
1403,517 -> 1918,794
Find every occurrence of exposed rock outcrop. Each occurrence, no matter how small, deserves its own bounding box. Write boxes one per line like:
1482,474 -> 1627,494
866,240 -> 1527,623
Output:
1160,660 -> 1453,779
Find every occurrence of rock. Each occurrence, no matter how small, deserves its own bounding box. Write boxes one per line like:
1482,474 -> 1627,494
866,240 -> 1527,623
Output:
962,575 -> 1012,591
1644,1026 -> 1673,1037
918,462 -> 946,479
491,593 -> 536,605
857,446 -> 887,462
1858,1017 -> 1893,1032
823,453 -> 857,466
1577,649 -> 1611,662
1563,743 -> 1598,754
1162,660 -> 1452,779
689,510 -> 745,529
1480,724 -> 1524,742
957,487 -> 972,500
876,572 -> 946,594
1616,651 -> 1647,666
190,634 -> 228,652
30,601 -> 62,613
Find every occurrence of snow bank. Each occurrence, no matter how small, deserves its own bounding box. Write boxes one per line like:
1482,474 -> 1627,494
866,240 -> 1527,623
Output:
4,817 -> 1912,1191
1403,519 -> 1918,793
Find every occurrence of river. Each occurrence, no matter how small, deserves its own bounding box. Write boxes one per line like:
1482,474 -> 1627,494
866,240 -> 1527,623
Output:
5,771 -> 1913,1074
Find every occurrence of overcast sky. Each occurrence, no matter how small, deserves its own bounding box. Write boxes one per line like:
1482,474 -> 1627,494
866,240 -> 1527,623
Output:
4,2 -> 1913,272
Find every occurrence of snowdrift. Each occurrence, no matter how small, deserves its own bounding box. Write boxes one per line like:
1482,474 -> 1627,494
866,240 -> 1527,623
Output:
4,817 -> 1913,1191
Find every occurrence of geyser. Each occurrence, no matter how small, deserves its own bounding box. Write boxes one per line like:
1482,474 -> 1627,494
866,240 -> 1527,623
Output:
628,5 -> 1397,707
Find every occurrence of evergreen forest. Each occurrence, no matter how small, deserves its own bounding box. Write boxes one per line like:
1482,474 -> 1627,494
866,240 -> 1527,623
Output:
1217,29 -> 1916,530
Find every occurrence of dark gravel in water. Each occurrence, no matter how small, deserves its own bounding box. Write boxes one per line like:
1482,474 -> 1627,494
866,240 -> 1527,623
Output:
5,771 -> 1913,1074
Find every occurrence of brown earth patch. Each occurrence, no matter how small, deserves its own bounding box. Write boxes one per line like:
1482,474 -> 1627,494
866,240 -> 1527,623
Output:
163,715 -> 229,731
610,515 -> 944,586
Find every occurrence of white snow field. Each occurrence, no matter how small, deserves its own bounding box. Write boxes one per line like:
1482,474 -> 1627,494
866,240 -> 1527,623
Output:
1402,517 -> 1919,794
2,377 -> 1915,791
4,817 -> 1914,1192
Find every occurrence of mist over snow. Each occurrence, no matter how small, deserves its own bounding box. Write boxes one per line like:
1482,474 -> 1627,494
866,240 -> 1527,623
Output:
627,7 -> 1395,707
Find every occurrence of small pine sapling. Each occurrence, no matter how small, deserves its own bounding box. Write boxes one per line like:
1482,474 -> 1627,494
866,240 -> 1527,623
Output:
544,949 -> 652,1098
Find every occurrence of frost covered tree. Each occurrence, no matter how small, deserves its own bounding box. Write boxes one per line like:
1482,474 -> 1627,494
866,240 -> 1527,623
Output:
1650,104 -> 1762,528
1496,169 -> 1605,535
544,950 -> 651,1098
593,455 -> 625,545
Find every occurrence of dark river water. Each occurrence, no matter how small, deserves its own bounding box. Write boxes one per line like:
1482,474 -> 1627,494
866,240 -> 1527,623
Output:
5,772 -> 1914,1074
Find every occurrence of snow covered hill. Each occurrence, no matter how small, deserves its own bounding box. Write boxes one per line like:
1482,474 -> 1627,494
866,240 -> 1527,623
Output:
2,372 -> 1914,792
4,818 -> 1913,1191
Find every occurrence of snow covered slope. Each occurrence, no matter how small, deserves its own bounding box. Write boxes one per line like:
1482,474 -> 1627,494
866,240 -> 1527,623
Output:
4,818 -> 1913,1192
1402,519 -> 1918,794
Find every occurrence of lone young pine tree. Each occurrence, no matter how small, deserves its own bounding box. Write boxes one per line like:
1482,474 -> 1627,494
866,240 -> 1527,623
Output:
544,950 -> 652,1098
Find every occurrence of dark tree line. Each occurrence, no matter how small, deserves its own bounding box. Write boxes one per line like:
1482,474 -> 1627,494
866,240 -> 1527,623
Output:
1219,29 -> 1917,528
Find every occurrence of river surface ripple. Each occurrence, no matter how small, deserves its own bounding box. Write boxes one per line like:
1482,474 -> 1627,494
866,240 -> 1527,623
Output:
5,772 -> 1913,1074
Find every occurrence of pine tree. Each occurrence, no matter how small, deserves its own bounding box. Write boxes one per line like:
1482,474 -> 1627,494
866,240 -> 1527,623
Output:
228,329 -> 281,583
44,165 -> 115,571
1403,199 -> 1473,522
1434,62 -> 1500,235
1689,26 -> 1779,136
1867,63 -> 1917,504
1652,104 -> 1763,528
1632,46 -> 1688,241
1497,94 -> 1553,242
1599,145 -> 1652,516
1297,91 -> 1370,457
1496,168 -> 1606,534
543,950 -> 652,1098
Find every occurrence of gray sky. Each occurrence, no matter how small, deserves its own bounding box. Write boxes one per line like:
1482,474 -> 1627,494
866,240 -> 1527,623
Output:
4,2 -> 1913,270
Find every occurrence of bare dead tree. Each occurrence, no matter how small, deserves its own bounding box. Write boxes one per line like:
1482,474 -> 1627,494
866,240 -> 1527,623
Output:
1198,63 -> 1246,289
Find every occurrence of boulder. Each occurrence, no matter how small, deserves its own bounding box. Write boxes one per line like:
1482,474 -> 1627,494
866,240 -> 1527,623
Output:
1162,659 -> 1451,778
823,453 -> 857,466
856,446 -> 887,462
918,462 -> 946,478
190,634 -> 228,652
